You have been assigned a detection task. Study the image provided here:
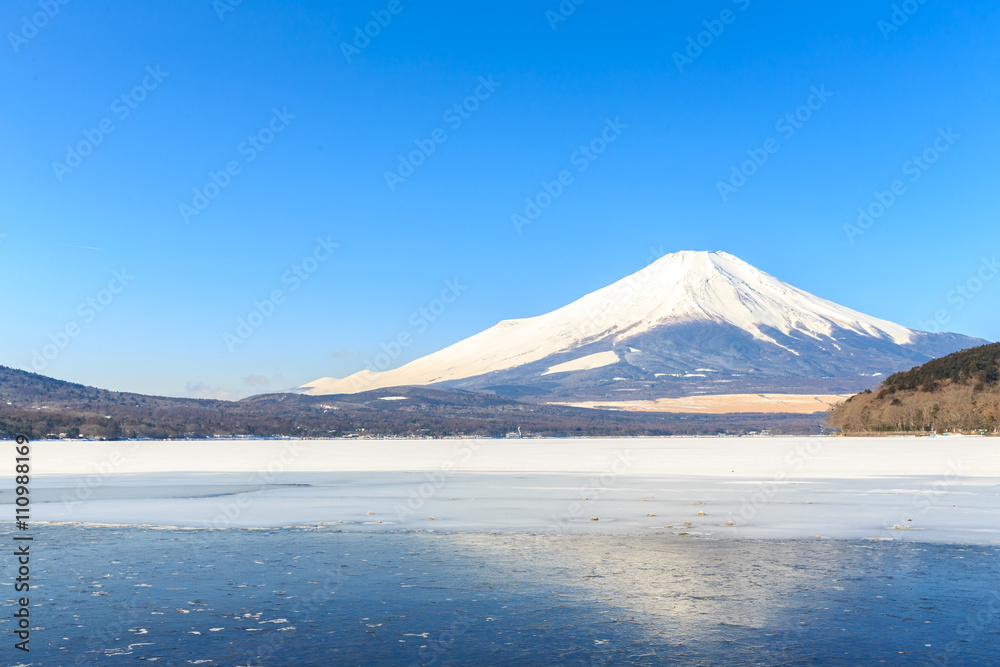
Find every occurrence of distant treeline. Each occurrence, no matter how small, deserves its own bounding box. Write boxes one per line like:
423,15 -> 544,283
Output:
0,365 -> 829,439
0,401 -> 828,440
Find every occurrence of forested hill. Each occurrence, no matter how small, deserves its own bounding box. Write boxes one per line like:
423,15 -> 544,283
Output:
882,342 -> 1000,391
828,343 -> 1000,434
0,365 -> 228,411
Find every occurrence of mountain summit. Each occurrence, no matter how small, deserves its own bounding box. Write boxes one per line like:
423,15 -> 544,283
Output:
301,251 -> 986,399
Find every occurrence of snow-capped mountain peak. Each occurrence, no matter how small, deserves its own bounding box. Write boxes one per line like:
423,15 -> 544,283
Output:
609,250 -> 915,347
300,251 -> 972,396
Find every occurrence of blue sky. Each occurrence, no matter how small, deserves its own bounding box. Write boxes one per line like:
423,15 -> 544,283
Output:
2,0 -> 998,399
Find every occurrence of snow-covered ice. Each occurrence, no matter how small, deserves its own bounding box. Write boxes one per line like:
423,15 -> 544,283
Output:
10,436 -> 1000,543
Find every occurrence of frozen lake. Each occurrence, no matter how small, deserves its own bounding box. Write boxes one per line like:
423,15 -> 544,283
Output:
2,526 -> 999,665
11,436 -> 1000,542
4,436 -> 1000,664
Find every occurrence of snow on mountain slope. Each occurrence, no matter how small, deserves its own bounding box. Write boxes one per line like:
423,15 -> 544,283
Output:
542,350 -> 621,376
300,251 -> 922,395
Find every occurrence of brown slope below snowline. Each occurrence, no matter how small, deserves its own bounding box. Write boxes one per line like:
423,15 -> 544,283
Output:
829,341 -> 1000,434
828,381 -> 1000,434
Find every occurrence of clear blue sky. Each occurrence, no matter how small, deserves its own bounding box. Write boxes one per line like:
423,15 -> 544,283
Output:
2,0 -> 998,399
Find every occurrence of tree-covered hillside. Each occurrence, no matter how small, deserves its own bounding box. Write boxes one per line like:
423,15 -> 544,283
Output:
829,343 -> 1000,434
882,342 -> 1000,391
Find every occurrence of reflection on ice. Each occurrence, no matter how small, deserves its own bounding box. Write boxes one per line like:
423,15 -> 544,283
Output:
3,525 -> 997,665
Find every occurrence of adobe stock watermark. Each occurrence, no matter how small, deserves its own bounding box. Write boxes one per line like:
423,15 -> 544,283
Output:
738,438 -> 824,524
7,0 -> 70,53
843,127 -> 958,244
918,257 -> 998,334
878,0 -> 929,40
384,75 -> 500,192
392,441 -> 481,520
673,0 -> 752,73
909,460 -> 966,515
206,442 -> 305,528
414,612 -> 475,666
76,597 -> 148,667
548,450 -> 635,533
31,269 -> 134,372
213,0 -> 243,20
362,278 -> 467,372
52,65 -> 169,182
514,449 -> 635,569
511,117 -> 628,234
577,245 -> 667,339
239,567 -> 345,666
545,0 -> 587,30
60,443 -> 140,515
223,236 -> 338,352
716,84 -> 833,202
179,107 -> 295,224
928,589 -> 1000,667
339,0 -> 413,63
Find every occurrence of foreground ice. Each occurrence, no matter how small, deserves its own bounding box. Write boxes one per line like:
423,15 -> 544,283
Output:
6,436 -> 999,543
4,527 -> 999,665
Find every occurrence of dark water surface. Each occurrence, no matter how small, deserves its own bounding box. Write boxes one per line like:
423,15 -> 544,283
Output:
2,525 -> 999,665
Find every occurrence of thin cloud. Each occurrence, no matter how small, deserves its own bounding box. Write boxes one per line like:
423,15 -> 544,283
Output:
183,381 -> 243,401
59,243 -> 103,251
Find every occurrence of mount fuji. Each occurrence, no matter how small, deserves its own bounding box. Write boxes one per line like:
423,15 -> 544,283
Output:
300,251 -> 986,400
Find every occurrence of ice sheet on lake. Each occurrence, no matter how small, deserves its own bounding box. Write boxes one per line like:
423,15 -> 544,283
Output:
5,436 -> 999,543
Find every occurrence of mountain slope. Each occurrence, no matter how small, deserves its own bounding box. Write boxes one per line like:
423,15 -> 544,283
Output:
301,251 -> 988,398
829,343 -> 1000,434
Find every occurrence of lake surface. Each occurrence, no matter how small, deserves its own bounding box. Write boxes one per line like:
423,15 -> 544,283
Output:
22,437 -> 1000,543
3,524 -> 999,666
